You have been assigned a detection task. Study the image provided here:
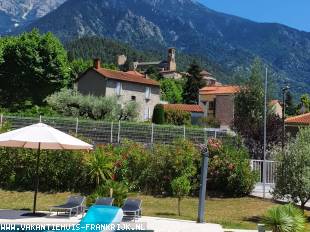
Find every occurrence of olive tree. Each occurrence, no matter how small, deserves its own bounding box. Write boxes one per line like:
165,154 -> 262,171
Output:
273,127 -> 310,210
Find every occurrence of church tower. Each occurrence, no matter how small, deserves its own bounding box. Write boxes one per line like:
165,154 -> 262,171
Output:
167,48 -> 176,71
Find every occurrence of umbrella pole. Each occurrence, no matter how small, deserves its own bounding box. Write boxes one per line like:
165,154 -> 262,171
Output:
32,143 -> 41,214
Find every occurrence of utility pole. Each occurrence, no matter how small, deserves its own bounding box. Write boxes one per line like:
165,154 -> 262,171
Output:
263,68 -> 268,199
282,85 -> 289,151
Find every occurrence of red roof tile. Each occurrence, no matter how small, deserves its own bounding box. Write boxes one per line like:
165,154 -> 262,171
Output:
93,68 -> 159,86
163,104 -> 204,113
199,85 -> 240,95
285,113 -> 310,125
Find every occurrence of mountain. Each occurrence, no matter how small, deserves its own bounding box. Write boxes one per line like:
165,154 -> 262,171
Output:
66,36 -> 228,81
0,0 -> 66,35
9,0 -> 310,95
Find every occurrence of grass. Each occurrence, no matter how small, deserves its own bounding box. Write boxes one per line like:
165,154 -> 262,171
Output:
0,189 -> 309,230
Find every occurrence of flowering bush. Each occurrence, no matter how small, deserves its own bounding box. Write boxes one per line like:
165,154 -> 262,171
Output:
208,141 -> 257,196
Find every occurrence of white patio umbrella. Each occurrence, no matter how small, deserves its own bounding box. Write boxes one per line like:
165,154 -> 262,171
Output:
0,123 -> 93,216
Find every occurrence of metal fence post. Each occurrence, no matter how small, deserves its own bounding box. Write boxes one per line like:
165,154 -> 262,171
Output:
183,125 -> 186,139
151,123 -> 154,144
110,122 -> 114,144
39,115 -> 42,123
0,114 -> 3,128
117,121 -> 121,143
214,131 -> 217,138
75,118 -> 79,136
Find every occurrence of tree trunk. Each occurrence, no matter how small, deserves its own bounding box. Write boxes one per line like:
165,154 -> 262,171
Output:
178,197 -> 181,216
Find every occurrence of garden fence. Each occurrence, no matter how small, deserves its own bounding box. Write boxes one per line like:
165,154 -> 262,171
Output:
250,159 -> 278,184
0,115 -> 231,145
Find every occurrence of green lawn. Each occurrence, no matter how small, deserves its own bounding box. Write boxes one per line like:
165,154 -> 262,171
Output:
0,190 -> 309,230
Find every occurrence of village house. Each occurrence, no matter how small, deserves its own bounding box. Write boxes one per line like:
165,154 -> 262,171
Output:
199,84 -> 240,128
285,112 -> 310,136
76,59 -> 161,121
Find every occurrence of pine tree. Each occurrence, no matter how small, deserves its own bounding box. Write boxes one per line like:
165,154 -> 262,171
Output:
285,91 -> 295,116
183,62 -> 203,104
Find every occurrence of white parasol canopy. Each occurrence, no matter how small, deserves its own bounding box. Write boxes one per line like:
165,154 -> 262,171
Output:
0,123 -> 93,150
0,122 -> 93,216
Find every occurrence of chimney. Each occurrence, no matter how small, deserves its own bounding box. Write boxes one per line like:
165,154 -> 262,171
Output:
93,58 -> 101,69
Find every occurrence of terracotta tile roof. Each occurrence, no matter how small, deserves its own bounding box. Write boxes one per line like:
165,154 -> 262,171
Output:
285,112 -> 310,125
163,104 -> 204,113
93,68 -> 159,86
199,85 -> 240,95
125,71 -> 145,77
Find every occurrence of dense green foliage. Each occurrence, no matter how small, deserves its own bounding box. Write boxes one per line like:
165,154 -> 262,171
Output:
296,94 -> 310,114
207,138 -> 257,196
87,147 -> 113,187
263,204 -> 306,232
273,127 -> 310,210
46,89 -> 139,121
164,109 -> 191,126
183,63 -> 204,104
0,133 -> 255,197
0,148 -> 90,192
160,79 -> 184,103
234,59 -> 282,158
91,180 -> 128,207
152,105 -> 165,124
0,30 -> 70,110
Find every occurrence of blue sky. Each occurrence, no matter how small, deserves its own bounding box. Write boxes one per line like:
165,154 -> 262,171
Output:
200,0 -> 310,32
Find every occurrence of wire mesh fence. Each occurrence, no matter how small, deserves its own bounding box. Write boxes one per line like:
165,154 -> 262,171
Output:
0,115 -> 231,145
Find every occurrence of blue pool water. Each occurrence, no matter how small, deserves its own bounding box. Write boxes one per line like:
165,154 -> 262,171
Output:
0,205 -> 121,232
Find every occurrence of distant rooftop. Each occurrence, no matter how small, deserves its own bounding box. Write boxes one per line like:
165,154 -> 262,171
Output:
163,104 -> 204,113
285,112 -> 310,125
199,86 -> 240,95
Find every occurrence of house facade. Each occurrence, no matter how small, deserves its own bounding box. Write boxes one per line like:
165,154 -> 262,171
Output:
76,59 -> 160,121
199,85 -> 240,128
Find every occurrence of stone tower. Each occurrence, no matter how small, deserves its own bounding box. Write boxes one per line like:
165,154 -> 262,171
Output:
167,48 -> 176,71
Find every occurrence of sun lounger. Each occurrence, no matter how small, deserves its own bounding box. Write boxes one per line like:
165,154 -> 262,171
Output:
95,197 -> 114,206
122,198 -> 142,221
50,195 -> 85,217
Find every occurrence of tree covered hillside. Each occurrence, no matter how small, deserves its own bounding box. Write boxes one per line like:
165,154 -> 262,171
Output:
65,36 -> 229,82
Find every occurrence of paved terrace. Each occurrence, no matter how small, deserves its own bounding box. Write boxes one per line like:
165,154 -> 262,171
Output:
0,210 -> 224,232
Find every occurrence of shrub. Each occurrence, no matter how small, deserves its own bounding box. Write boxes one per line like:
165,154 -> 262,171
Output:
200,116 -> 220,128
87,147 -> 114,188
140,139 -> 201,195
112,140 -> 149,192
273,127 -> 310,210
93,180 -> 128,207
0,148 -> 91,192
46,88 -> 139,121
262,204 -> 306,232
152,104 -> 165,124
164,109 -> 191,126
208,140 -> 257,196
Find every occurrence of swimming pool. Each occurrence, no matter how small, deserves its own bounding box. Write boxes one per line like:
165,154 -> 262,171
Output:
0,206 -> 123,232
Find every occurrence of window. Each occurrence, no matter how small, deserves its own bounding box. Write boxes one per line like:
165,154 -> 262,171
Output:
115,82 -> 122,96
144,107 -> 150,120
145,87 -> 151,100
131,96 -> 136,101
209,100 -> 216,111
